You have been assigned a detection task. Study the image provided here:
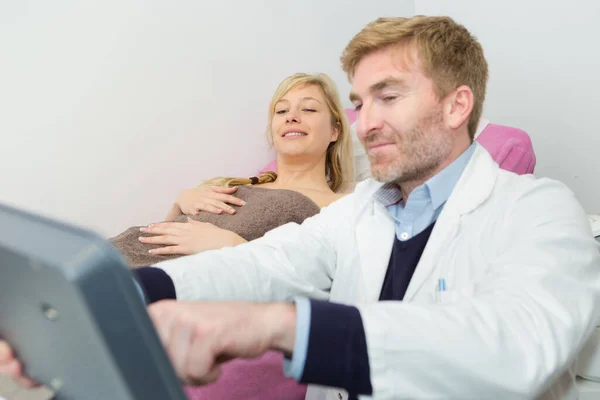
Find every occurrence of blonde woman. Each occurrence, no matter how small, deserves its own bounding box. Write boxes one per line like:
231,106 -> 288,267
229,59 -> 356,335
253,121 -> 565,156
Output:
111,72 -> 354,267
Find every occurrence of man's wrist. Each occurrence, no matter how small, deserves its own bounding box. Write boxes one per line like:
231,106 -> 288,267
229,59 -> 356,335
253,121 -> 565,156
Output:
268,302 -> 297,357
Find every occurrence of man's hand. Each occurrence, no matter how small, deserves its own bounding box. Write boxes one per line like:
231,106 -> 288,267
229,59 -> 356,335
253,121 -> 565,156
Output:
147,300 -> 297,385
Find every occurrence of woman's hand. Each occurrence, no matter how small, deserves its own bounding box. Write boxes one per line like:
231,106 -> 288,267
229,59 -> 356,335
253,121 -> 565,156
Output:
0,340 -> 38,388
175,186 -> 245,217
139,218 -> 247,255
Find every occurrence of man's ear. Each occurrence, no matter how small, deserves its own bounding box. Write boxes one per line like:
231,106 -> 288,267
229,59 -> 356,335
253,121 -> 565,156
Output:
444,85 -> 474,131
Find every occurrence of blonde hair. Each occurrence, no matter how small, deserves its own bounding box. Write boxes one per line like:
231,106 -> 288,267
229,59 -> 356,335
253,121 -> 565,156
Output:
341,16 -> 488,140
202,171 -> 277,188
203,73 -> 354,192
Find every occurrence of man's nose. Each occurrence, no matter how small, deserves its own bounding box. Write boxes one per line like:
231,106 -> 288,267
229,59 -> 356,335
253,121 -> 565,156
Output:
356,102 -> 383,140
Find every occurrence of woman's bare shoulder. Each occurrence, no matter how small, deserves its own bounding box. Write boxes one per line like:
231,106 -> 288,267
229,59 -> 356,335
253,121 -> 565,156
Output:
258,184 -> 351,208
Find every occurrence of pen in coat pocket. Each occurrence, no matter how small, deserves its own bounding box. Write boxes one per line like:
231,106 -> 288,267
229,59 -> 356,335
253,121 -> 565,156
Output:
438,278 -> 446,292
435,278 -> 446,302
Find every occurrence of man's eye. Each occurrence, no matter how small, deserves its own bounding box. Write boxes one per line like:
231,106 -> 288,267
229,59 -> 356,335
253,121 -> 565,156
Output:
383,96 -> 398,102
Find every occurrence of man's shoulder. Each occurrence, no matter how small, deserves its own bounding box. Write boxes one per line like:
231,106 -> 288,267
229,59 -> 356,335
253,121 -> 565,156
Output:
491,169 -> 585,222
495,169 -> 575,200
473,142 -> 570,201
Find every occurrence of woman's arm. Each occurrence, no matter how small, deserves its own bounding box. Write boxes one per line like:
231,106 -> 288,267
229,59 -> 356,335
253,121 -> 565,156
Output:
165,203 -> 183,221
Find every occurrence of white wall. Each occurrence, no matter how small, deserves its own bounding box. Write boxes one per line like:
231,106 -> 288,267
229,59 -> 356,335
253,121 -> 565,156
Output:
0,0 -> 414,237
4,0 -> 597,240
415,0 -> 600,214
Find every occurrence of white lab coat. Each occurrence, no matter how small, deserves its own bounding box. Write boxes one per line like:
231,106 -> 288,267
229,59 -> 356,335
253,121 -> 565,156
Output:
157,144 -> 600,400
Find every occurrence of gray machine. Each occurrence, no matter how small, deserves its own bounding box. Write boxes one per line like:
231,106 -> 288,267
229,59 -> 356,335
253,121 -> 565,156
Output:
0,203 -> 187,399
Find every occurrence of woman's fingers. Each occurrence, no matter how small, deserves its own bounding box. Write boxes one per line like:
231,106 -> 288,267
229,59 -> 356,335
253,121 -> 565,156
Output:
141,223 -> 186,235
179,186 -> 244,216
194,201 -> 229,215
210,186 -> 238,194
194,197 -> 245,215
148,245 -> 190,256
206,199 -> 236,215
213,193 -> 245,208
139,235 -> 180,246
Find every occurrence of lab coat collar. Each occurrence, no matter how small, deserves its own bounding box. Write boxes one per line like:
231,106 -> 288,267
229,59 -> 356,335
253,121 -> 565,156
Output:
474,118 -> 490,140
355,143 -> 499,302
404,143 -> 498,300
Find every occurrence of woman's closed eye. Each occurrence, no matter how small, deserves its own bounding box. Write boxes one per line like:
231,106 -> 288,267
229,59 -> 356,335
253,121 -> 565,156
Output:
276,108 -> 316,114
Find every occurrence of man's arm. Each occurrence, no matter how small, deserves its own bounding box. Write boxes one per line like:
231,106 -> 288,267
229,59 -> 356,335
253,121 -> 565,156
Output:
145,179 -> 600,398
147,297 -> 373,396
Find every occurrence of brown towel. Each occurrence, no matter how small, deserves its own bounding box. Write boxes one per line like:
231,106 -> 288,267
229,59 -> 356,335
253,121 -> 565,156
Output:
109,186 -> 321,268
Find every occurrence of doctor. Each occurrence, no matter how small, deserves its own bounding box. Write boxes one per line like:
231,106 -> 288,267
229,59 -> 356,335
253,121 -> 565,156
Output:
136,15 -> 600,399
133,16 -> 600,399
3,15 -> 591,400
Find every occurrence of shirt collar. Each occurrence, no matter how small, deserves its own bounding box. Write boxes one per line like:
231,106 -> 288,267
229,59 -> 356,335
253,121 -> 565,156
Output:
373,142 -> 476,208
426,143 -> 476,209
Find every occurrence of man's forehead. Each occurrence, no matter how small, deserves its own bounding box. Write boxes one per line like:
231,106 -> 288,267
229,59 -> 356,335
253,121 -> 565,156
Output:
350,45 -> 425,95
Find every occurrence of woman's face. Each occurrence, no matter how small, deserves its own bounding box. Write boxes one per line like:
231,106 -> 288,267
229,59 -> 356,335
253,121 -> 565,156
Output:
271,84 -> 339,161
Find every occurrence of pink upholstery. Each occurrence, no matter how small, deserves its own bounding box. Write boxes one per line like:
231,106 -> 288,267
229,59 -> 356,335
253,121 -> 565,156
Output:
344,108 -> 357,125
260,158 -> 278,174
184,352 -> 306,400
475,123 -> 536,175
